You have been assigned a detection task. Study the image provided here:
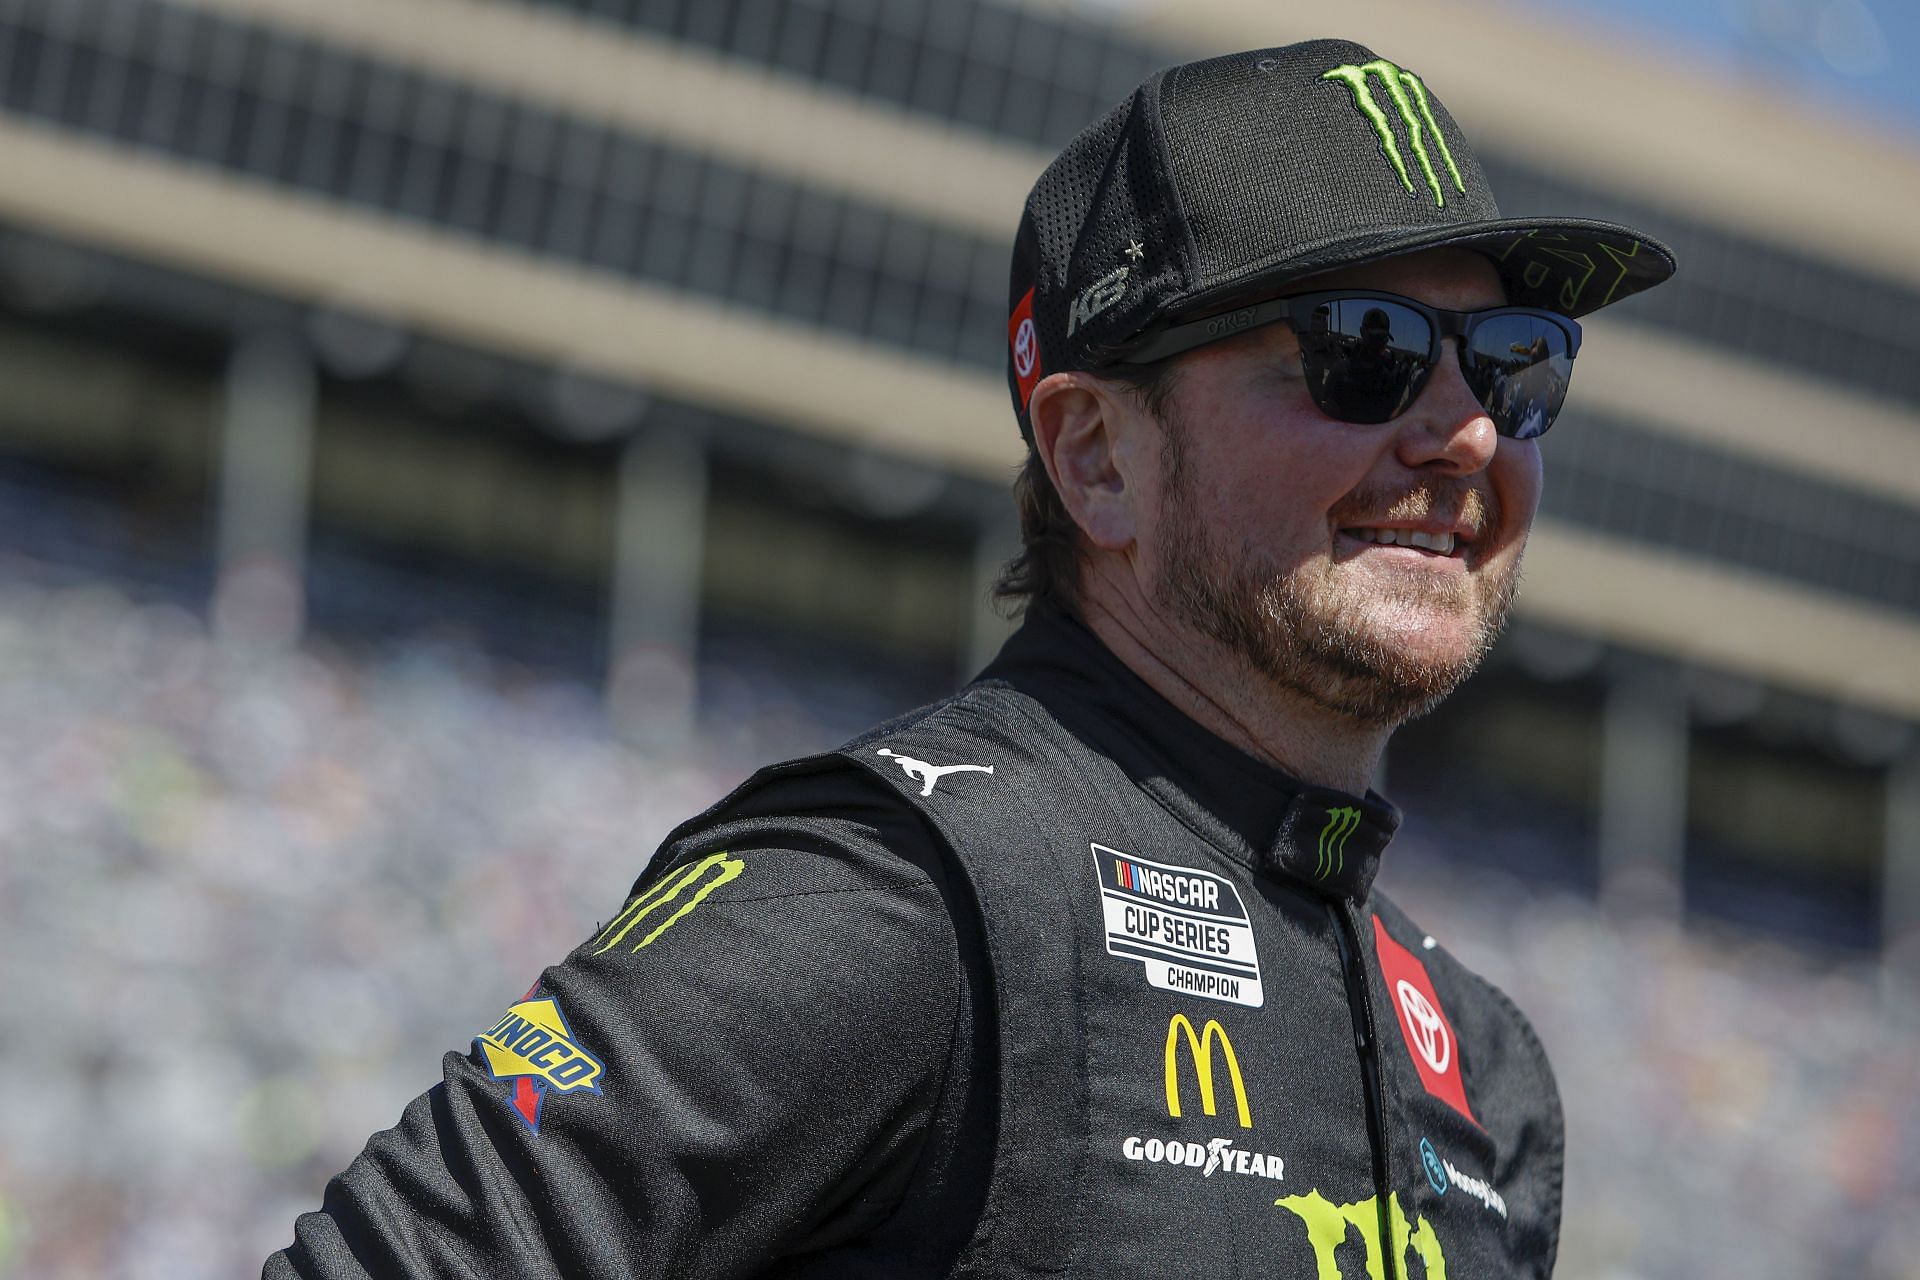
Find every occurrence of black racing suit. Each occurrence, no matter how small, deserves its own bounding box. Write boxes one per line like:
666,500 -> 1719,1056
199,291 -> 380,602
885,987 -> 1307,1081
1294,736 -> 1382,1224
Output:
266,605 -> 1562,1278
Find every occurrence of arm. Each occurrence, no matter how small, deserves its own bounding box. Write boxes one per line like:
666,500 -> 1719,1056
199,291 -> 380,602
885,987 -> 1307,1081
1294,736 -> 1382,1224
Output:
264,797 -> 963,1279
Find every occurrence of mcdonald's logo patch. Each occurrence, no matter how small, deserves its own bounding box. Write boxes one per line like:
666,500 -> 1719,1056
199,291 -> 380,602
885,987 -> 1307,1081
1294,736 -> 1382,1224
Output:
1164,1013 -> 1251,1129
475,991 -> 604,1132
592,851 -> 744,956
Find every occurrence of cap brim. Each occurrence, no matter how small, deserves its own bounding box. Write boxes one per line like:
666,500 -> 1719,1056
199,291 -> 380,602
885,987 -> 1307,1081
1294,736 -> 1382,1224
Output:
1166,216 -> 1676,324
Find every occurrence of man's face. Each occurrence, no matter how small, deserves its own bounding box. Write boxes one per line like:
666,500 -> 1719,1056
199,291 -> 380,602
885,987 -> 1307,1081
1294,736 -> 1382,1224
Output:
1142,248 -> 1542,728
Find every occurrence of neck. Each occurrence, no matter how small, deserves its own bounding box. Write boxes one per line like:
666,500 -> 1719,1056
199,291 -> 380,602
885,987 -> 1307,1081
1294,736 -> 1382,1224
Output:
1074,586 -> 1389,797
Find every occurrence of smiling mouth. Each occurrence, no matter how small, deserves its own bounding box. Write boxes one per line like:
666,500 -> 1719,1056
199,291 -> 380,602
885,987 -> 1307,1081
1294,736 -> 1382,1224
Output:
1339,527 -> 1461,557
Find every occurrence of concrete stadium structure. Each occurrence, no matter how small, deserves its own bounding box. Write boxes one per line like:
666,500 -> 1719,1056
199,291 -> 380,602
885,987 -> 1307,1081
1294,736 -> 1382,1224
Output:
0,0 -> 1915,961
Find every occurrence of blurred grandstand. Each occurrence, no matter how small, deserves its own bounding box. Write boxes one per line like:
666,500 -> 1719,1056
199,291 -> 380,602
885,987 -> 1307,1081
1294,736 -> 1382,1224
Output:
0,0 -> 1915,1276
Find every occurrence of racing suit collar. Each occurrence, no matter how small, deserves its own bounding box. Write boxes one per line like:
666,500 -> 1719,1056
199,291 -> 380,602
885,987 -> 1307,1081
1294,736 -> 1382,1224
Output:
980,603 -> 1399,901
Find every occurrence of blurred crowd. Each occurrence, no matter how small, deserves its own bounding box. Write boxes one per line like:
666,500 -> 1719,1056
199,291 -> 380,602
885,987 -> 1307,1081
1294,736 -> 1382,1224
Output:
0,578 -> 1915,1278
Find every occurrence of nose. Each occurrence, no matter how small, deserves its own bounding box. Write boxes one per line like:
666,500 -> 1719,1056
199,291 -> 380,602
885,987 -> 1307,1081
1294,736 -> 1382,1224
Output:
1393,340 -> 1499,474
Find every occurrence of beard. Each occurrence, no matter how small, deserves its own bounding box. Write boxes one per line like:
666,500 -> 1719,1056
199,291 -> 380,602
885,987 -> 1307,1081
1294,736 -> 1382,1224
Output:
1151,411 -> 1522,730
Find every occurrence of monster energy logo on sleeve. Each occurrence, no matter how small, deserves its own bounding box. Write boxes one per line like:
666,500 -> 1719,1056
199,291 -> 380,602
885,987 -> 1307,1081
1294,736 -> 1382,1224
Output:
1315,807 -> 1362,880
1323,60 -> 1464,208
591,851 -> 744,955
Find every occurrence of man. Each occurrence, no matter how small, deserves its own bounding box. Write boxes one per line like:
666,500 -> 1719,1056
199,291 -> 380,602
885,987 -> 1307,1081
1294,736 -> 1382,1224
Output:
267,39 -> 1672,1279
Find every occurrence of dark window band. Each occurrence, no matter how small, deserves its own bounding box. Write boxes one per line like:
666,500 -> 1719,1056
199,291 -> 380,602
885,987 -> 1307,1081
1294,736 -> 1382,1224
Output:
2,0 -> 1918,410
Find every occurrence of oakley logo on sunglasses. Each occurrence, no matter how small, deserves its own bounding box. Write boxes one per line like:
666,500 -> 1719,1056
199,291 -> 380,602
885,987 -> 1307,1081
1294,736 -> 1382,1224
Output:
1206,307 -> 1261,340
1322,60 -> 1464,209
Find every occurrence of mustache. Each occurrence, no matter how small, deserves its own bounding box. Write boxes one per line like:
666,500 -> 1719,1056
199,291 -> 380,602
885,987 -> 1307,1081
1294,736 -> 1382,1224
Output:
1329,479 -> 1500,541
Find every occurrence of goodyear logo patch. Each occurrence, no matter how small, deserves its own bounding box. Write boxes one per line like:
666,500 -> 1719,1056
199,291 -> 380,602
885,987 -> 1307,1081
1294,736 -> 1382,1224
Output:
592,851 -> 744,955
1094,844 -> 1264,1007
475,994 -> 604,1132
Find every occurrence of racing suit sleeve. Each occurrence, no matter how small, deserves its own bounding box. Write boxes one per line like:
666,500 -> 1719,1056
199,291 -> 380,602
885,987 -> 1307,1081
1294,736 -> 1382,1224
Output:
262,769 -> 966,1279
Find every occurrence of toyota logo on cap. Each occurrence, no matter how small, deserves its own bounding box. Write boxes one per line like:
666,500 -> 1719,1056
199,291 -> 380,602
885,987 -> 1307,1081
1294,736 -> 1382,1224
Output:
1007,287 -> 1043,409
1013,317 -> 1037,378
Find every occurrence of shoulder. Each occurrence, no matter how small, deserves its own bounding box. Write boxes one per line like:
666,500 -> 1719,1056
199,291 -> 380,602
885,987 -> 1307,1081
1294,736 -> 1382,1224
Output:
844,675 -> 1061,766
641,749 -> 955,905
602,688 -> 1047,1015
564,758 -> 973,1074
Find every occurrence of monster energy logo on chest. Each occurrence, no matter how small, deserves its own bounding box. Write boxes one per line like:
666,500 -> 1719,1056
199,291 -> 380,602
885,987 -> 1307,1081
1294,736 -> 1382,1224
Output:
1323,60 -> 1464,208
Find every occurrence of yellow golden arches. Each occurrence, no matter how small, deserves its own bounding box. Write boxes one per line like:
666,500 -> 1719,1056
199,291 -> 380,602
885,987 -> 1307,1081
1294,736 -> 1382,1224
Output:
591,852 -> 745,955
1163,1013 -> 1253,1130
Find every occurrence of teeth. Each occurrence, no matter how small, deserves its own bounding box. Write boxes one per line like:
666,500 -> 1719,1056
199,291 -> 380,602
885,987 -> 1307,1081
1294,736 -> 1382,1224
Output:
1346,528 -> 1457,554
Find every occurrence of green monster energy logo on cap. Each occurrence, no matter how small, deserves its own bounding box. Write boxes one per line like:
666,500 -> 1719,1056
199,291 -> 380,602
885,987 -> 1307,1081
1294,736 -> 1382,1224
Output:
1323,60 -> 1464,208
1316,806 -> 1362,880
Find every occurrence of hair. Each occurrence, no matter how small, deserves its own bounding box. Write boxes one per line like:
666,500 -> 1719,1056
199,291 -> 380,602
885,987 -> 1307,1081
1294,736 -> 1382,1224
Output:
991,357 -> 1183,619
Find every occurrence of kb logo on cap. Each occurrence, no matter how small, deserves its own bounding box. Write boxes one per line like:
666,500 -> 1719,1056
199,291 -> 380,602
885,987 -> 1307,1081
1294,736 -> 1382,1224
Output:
1067,265 -> 1130,337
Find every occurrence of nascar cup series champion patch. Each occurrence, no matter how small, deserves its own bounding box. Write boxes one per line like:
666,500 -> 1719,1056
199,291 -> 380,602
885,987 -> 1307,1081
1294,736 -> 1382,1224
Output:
1093,844 -> 1265,1007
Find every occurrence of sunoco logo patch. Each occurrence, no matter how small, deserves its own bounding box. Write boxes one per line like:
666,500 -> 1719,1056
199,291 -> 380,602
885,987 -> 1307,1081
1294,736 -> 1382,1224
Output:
475,993 -> 605,1132
1093,844 -> 1264,1007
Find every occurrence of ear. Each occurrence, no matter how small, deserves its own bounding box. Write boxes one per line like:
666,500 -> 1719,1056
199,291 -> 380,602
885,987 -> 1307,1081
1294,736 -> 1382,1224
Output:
1028,372 -> 1151,552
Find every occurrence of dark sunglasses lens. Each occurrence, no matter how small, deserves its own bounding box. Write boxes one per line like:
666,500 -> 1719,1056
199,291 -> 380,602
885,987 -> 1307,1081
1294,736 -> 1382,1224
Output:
1299,299 -> 1433,424
1463,314 -> 1574,440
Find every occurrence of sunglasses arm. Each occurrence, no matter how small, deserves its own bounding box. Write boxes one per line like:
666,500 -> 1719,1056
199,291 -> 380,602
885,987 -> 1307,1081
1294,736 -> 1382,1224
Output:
1120,297 -> 1306,365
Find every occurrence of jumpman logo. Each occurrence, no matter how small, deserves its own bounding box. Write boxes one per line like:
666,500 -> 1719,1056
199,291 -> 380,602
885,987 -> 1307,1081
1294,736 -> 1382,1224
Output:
876,748 -> 995,796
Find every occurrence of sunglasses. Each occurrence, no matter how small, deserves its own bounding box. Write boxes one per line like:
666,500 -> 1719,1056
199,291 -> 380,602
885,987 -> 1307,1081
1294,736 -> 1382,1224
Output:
1125,289 -> 1583,440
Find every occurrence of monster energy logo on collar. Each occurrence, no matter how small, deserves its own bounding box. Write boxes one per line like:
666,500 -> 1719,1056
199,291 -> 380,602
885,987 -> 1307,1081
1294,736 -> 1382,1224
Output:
1315,806 -> 1362,879
1323,60 -> 1464,208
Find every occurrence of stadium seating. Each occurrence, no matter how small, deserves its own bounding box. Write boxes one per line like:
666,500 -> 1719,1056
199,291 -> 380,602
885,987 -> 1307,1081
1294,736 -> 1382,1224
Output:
0,576 -> 1914,1277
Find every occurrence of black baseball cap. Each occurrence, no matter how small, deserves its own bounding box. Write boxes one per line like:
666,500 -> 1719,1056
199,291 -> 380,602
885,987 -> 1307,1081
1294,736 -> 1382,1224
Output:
1005,38 -> 1676,436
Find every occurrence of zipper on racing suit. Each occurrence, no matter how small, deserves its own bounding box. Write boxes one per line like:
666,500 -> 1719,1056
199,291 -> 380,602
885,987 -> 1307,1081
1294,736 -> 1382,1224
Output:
1327,899 -> 1399,1280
